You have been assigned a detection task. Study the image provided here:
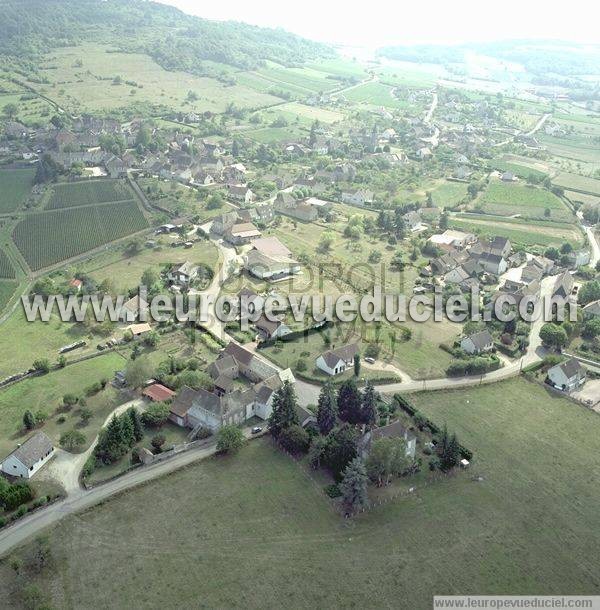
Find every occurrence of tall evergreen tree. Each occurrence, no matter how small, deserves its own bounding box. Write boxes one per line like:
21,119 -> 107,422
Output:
337,379 -> 362,424
127,407 -> 144,442
340,457 -> 369,515
436,424 -> 461,471
353,353 -> 361,377
268,381 -> 299,437
361,381 -> 378,427
317,381 -> 337,435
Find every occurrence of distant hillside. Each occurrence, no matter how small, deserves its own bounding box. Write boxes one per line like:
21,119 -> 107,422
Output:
0,0 -> 332,72
378,40 -> 600,79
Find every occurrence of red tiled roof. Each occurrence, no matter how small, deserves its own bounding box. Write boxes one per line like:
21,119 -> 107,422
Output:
143,384 -> 176,402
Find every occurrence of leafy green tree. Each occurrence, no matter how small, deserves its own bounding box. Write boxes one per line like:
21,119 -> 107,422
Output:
340,457 -> 369,515
59,429 -> 86,452
268,381 -> 299,437
278,424 -> 310,454
539,323 -> 568,349
125,357 -> 153,389
151,434 -> 166,453
32,359 -> 50,373
317,381 -> 337,435
216,425 -> 245,454
3,102 -> 18,118
337,379 -> 362,424
140,403 -> 170,428
579,280 -> 600,306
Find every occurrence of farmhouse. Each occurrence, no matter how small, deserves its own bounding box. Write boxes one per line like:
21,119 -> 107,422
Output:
547,359 -> 586,392
471,251 -> 507,276
245,237 -> 300,281
553,271 -> 574,299
211,212 -> 238,235
167,261 -> 198,286
359,421 -> 417,460
429,230 -> 476,249
341,189 -> 374,206
460,330 -> 494,355
316,344 -> 359,376
254,315 -> 292,341
228,185 -> 255,204
143,384 -> 176,402
224,223 -> 262,245
1,432 -> 55,479
119,295 -> 149,322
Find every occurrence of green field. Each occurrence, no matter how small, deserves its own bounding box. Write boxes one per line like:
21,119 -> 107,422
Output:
450,214 -> 584,249
0,351 -> 126,457
0,168 -> 36,214
343,81 -> 413,109
490,160 -> 548,180
255,62 -> 339,94
476,180 -> 573,221
431,181 -> 468,206
13,200 -> 148,270
46,179 -> 133,210
32,44 -> 281,115
553,172 -> 600,196
0,280 -> 16,312
3,378 -> 599,607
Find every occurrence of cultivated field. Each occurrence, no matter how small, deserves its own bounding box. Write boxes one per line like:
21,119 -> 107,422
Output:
450,214 -> 584,249
553,172 -> 600,196
343,81 -> 415,110
431,181 -> 468,206
0,248 -> 15,279
13,200 -> 148,270
0,168 -> 35,214
45,179 -> 134,210
475,179 -> 573,221
3,378 -> 598,607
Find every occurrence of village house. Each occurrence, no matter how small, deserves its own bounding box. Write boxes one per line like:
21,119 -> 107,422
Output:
553,271 -> 574,299
245,237 -> 301,281
211,212 -> 238,236
119,295 -> 149,322
316,344 -> 359,376
142,384 -> 176,403
460,330 -> 494,355
547,358 -> 586,393
429,230 -> 476,249
224,222 -> 262,245
168,343 -> 295,432
583,300 -> 600,319
228,185 -> 255,204
358,421 -> 417,460
1,432 -> 55,479
471,251 -> 508,276
254,315 -> 292,341
341,189 -> 374,206
126,323 -> 153,339
167,261 -> 198,287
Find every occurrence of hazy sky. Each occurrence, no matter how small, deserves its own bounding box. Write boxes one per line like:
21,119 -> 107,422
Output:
162,0 -> 600,47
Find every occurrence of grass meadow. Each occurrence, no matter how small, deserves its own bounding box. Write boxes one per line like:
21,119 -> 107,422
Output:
2,378 -> 599,607
0,169 -> 36,214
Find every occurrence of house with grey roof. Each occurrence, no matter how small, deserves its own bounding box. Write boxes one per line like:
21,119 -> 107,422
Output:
547,358 -> 586,392
460,330 -> 494,355
359,421 -> 417,460
1,432 -> 55,479
316,344 -> 359,376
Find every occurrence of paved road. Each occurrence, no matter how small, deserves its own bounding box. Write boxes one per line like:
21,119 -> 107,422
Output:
424,91 -> 438,126
584,225 -> 600,268
0,429 -> 256,558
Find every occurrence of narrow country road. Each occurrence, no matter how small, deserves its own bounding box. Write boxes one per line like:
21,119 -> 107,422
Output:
0,429 -> 257,557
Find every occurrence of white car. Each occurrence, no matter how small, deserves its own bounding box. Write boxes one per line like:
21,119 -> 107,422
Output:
364,357 -> 375,364
251,426 -> 263,434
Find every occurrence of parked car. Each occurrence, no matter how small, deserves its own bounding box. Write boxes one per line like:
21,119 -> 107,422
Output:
251,426 -> 262,434
364,357 -> 375,364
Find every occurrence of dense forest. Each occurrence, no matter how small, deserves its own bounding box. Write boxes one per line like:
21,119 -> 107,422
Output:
0,0 -> 332,71
378,40 -> 600,78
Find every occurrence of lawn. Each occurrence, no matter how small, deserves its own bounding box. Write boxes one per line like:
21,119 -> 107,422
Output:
475,179 -> 574,222
431,181 -> 468,206
0,351 -> 127,456
3,378 -> 599,607
0,309 -> 95,381
77,235 -> 220,294
13,200 -> 149,271
450,214 -> 584,249
0,168 -> 36,214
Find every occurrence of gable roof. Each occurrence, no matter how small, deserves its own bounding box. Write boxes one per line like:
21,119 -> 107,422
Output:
550,358 -> 584,380
5,432 -> 53,468
170,386 -> 198,418
464,330 -> 493,350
